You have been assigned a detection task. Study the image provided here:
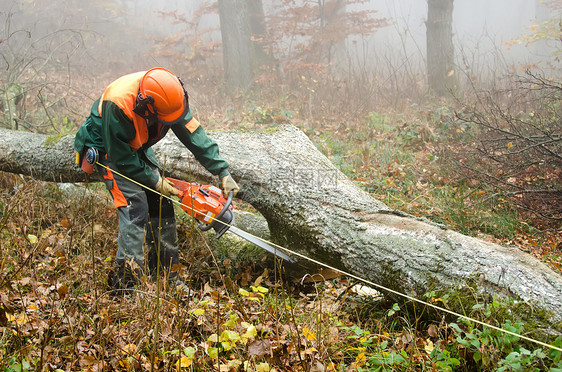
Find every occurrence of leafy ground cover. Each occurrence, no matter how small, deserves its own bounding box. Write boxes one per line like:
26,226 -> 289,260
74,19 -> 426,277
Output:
305,106 -> 561,270
1,101 -> 561,371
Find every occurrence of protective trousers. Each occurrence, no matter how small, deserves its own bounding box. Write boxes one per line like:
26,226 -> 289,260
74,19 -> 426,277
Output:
99,157 -> 179,278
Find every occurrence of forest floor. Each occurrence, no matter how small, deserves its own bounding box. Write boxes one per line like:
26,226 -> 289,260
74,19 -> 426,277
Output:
1,102 -> 561,371
212,103 -> 561,271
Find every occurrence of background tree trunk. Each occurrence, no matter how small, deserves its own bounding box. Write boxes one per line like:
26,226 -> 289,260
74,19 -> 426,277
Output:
218,0 -> 254,92
426,0 -> 457,96
319,0 -> 346,64
247,0 -> 273,68
218,0 -> 271,92
0,126 -> 561,332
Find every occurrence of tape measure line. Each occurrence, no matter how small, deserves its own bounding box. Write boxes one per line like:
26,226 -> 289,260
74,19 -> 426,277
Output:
94,161 -> 562,353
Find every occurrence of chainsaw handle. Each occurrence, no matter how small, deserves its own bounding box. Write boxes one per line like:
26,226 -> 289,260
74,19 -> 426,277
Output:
197,190 -> 233,232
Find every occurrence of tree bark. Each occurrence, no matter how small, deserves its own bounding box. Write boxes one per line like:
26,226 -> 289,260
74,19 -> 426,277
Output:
0,126 -> 561,332
426,0 -> 457,96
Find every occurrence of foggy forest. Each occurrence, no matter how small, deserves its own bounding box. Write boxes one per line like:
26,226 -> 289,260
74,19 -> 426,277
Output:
0,0 -> 561,371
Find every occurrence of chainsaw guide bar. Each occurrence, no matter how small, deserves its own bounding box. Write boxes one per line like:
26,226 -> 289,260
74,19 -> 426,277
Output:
167,178 -> 295,263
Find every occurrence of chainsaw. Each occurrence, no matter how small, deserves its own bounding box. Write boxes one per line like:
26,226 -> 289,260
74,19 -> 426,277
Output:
167,178 -> 294,263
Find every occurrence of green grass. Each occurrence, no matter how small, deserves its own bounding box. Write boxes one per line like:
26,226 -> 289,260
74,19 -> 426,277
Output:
311,109 -> 532,242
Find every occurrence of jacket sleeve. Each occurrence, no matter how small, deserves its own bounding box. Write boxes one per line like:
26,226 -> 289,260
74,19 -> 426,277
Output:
101,101 -> 160,187
171,120 -> 230,179
74,98 -> 104,153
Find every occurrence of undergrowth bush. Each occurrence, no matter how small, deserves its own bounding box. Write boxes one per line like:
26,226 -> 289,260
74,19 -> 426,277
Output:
1,173 -> 561,371
310,89 -> 560,259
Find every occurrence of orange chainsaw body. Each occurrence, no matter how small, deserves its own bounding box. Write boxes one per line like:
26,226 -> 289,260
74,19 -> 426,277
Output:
166,178 -> 234,237
167,178 -> 295,263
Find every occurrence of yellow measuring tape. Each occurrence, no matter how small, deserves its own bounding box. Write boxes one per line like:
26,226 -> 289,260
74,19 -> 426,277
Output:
94,161 -> 562,353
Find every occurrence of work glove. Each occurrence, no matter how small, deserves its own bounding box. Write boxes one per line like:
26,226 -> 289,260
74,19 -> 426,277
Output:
221,174 -> 240,197
155,176 -> 180,197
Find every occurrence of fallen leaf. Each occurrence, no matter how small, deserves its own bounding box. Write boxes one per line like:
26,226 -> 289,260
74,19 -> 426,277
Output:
59,335 -> 74,345
303,347 -> 317,355
57,284 -> 69,299
425,339 -> 434,354
303,268 -> 342,282
428,324 -> 438,338
79,354 -> 97,367
122,343 -> 136,355
310,360 -> 326,372
117,358 -> 130,370
303,327 -> 316,341
242,325 -> 257,341
9,312 -> 27,326
190,308 -> 205,316
355,352 -> 367,367
208,347 -> 218,359
248,339 -> 270,357
175,356 -> 192,369
256,362 -> 270,372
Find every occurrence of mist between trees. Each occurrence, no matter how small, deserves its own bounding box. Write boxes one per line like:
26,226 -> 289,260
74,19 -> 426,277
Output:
1,1 -> 562,370
0,0 -> 560,222
0,0 -> 558,119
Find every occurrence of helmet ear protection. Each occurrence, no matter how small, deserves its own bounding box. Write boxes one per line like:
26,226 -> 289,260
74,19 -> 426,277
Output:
132,91 -> 156,120
132,71 -> 189,124
177,76 -> 190,114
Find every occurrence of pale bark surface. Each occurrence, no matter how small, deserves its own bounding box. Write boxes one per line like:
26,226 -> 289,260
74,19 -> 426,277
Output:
1,126 -> 561,331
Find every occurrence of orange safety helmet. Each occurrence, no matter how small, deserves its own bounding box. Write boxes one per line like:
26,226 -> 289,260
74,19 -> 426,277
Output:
134,68 -> 189,125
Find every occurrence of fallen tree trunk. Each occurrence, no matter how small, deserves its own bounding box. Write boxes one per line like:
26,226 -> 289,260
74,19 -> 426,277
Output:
1,126 -> 561,332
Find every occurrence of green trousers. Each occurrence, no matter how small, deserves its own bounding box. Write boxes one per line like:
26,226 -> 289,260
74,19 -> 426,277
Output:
99,157 -> 179,276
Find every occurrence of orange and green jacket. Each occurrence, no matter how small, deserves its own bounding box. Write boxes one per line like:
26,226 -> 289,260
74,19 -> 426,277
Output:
74,71 -> 229,187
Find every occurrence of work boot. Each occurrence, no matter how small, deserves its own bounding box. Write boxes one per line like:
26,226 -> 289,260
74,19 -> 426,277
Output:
109,259 -> 143,297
